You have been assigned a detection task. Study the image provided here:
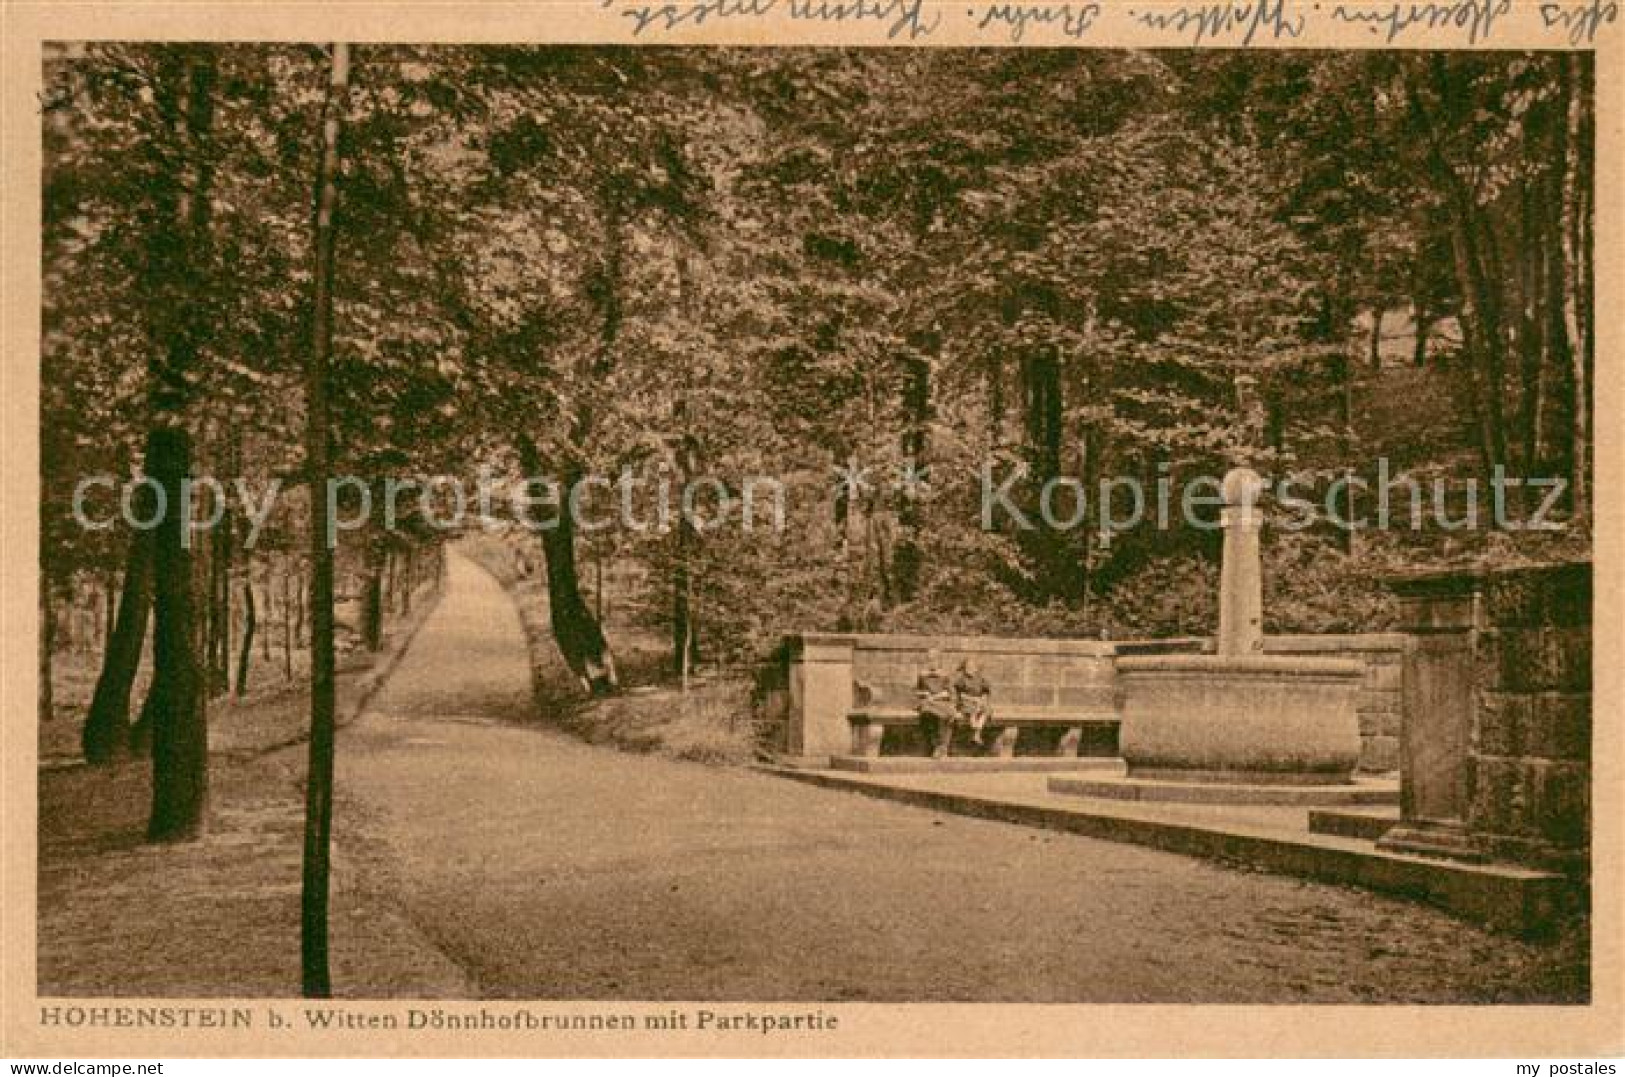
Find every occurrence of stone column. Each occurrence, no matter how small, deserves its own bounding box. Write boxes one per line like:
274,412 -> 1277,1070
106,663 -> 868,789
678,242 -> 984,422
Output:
1217,467 -> 1265,656
1381,563 -> 1592,873
1377,573 -> 1479,861
785,634 -> 856,761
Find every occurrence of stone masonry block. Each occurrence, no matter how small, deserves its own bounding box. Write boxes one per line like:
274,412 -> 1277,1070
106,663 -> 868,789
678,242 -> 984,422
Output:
1467,757 -> 1529,838
1520,693 -> 1591,761
1060,662 -> 1115,687
1528,761 -> 1589,847
1357,687 -> 1399,713
999,685 -> 1055,708
1365,661 -> 1402,693
1054,685 -> 1115,711
1474,691 -> 1531,758
1480,562 -> 1590,628
1482,628 -> 1591,693
1481,574 -> 1546,628
1359,734 -> 1400,773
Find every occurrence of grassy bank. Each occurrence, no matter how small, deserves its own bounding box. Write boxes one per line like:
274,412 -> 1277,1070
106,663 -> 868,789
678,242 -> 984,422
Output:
35,576 -> 467,998
459,533 -> 762,766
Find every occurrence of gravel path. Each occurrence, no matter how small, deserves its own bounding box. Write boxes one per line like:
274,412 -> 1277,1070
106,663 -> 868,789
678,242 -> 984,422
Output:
333,551 -> 1585,1003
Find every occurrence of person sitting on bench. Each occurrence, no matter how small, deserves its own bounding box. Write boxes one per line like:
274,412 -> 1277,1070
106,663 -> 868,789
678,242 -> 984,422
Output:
954,658 -> 993,747
915,650 -> 957,759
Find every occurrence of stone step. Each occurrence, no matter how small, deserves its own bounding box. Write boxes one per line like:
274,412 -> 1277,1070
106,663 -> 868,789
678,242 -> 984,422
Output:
831,755 -> 1126,776
1307,807 -> 1401,841
1048,774 -> 1401,807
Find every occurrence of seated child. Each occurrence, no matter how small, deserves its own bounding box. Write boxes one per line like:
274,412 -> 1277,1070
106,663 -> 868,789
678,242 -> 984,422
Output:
915,650 -> 957,759
954,658 -> 993,746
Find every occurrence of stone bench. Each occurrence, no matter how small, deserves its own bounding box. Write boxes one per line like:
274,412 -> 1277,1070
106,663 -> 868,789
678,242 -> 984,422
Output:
847,700 -> 1120,758
782,633 -> 1121,761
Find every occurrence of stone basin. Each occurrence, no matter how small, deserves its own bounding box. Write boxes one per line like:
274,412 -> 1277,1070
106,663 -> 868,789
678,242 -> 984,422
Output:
1117,654 -> 1363,785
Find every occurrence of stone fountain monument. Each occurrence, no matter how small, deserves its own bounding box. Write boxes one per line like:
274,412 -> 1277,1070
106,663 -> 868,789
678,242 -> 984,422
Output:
1051,460 -> 1381,805
1117,467 -> 1363,785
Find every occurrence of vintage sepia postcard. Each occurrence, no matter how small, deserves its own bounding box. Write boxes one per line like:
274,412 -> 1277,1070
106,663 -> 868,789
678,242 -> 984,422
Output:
1,0 -> 1621,1060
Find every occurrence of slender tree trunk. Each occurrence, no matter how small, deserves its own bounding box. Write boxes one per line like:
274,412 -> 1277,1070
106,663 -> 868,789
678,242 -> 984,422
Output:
82,524 -> 154,762
1561,53 -> 1592,517
1368,307 -> 1384,370
1514,168 -> 1545,490
672,528 -> 696,677
894,332 -> 934,603
208,504 -> 233,696
381,550 -> 395,623
1409,60 -> 1509,485
1019,347 -> 1074,600
235,576 -> 256,695
301,41 -> 349,1000
293,566 -> 306,647
1334,353 -> 1357,554
281,562 -> 294,681
671,416 -> 700,677
1412,306 -> 1432,368
679,566 -> 694,694
361,543 -> 384,652
259,578 -> 272,662
39,583 -> 55,725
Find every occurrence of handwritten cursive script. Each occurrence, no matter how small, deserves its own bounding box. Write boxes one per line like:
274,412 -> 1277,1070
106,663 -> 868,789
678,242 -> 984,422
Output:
790,0 -> 941,38
976,2 -> 1102,40
603,0 -> 778,35
1329,0 -> 1511,43
1128,0 -> 1304,45
1539,0 -> 1618,42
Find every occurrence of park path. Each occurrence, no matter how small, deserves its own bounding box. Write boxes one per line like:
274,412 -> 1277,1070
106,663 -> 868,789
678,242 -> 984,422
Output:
331,550 -> 1580,1003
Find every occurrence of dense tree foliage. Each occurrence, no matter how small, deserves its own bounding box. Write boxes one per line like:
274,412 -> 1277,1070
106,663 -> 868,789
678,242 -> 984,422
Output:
42,45 -> 1594,754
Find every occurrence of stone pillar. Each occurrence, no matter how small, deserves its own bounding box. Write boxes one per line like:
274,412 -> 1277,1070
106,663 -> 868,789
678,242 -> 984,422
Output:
784,634 -> 856,761
1469,563 -> 1591,874
1380,562 -> 1591,874
1378,573 -> 1479,860
1217,467 -> 1265,656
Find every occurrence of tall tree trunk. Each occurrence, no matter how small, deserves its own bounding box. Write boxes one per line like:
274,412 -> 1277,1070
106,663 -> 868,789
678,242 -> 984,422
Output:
1017,347 -> 1075,600
281,563 -> 294,681
1367,307 -> 1384,370
517,437 -> 617,694
400,547 -> 414,615
672,526 -> 696,678
594,546 -> 604,625
1409,59 -> 1510,485
259,578 -> 272,662
1561,53 -> 1592,517
361,543 -> 384,652
1412,307 -> 1432,368
82,524 -> 154,763
670,409 -> 700,677
894,332 -> 934,603
301,41 -> 349,1000
140,46 -> 217,840
235,576 -> 256,696
293,565 -> 306,647
145,426 -> 208,843
39,583 -> 55,725
381,550 -> 395,622
102,569 -> 117,651
208,502 -> 233,696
